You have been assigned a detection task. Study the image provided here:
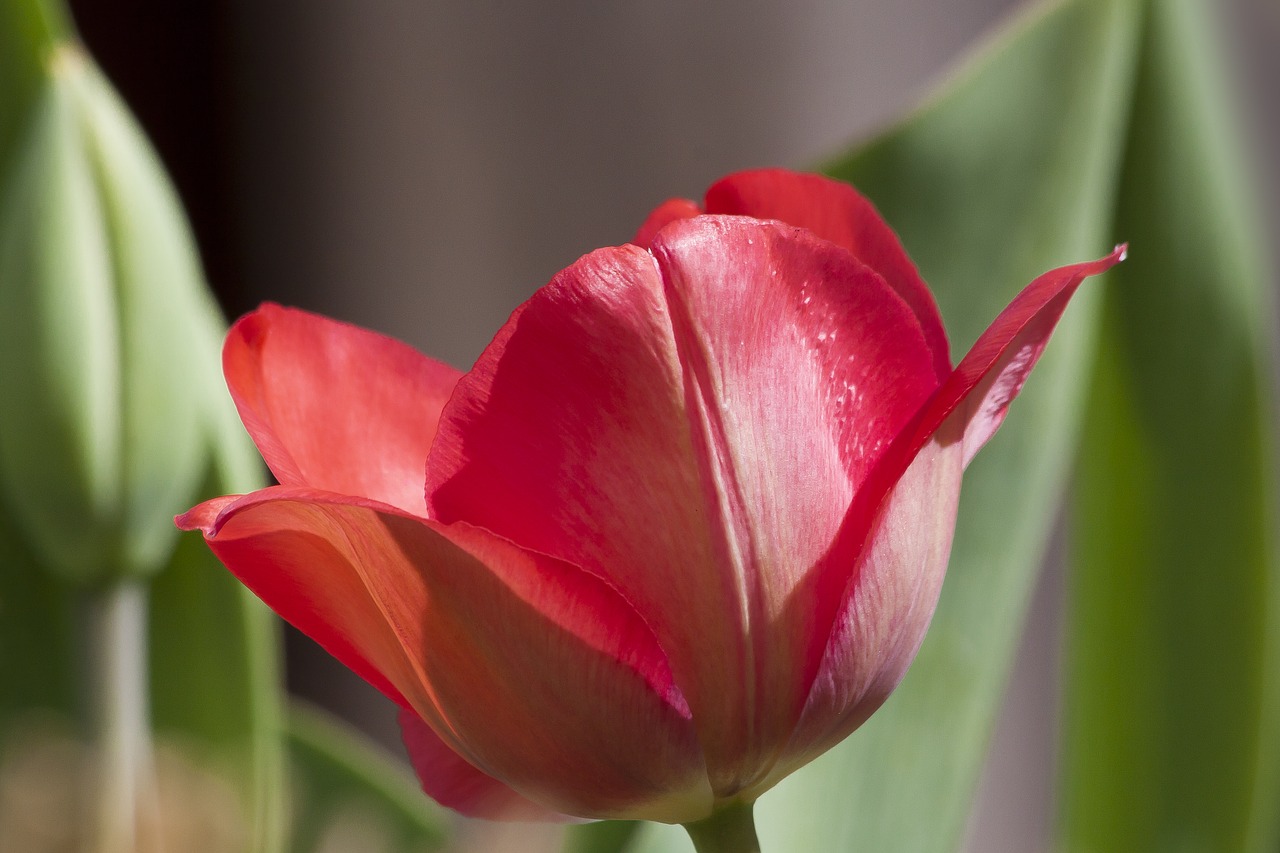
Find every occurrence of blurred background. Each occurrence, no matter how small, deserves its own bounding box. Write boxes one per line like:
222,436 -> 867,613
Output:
57,1 -> 1279,850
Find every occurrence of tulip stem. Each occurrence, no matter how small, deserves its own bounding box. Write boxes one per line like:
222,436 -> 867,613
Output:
683,801 -> 761,853
83,581 -> 155,853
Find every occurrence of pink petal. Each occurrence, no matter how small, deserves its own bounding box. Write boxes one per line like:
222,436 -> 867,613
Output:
178,489 -> 708,821
776,433 -> 964,779
426,216 -> 937,795
938,245 -> 1127,467
398,709 -> 569,822
783,246 -> 1125,762
704,168 -> 951,380
223,304 -> 462,514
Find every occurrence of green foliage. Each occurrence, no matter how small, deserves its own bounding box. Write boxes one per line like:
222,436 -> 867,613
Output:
0,509 -> 77,726
1063,0 -> 1279,849
287,704 -> 449,853
564,821 -> 643,853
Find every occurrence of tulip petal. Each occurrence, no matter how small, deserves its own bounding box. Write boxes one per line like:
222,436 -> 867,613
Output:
427,216 -> 937,795
704,168 -> 951,379
177,490 -> 417,710
777,433 -> 963,781
398,709 -> 569,821
939,245 -> 1127,467
223,304 -> 461,514
178,489 -> 708,821
785,247 -> 1124,763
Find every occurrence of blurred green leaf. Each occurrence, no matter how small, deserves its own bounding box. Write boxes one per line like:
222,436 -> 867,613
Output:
1063,0 -> 1279,850
287,703 -> 449,853
150,447 -> 287,853
0,512 -> 76,728
563,821 -> 642,853
574,0 -> 1140,850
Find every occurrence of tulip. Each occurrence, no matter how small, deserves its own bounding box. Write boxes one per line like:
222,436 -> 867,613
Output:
0,47 -> 218,585
178,169 -> 1121,843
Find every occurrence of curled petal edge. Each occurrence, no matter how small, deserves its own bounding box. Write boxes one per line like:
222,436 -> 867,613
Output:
794,245 -> 1126,759
177,487 -> 710,822
223,303 -> 461,514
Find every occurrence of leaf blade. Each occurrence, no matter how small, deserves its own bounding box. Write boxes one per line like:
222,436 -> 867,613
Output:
287,703 -> 450,853
1063,0 -> 1280,849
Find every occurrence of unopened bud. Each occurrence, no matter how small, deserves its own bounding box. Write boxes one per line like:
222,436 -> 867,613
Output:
0,46 -> 214,584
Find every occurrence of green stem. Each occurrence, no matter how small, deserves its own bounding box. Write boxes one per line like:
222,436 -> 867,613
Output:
684,801 -> 761,853
83,581 -> 154,853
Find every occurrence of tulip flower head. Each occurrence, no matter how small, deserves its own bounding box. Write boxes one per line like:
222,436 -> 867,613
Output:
178,169 -> 1121,838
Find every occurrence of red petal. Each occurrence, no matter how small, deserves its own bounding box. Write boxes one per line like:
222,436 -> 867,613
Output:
176,490 -> 418,709
848,246 -> 1125,561
705,168 -> 951,380
778,434 -> 963,781
784,246 -> 1124,759
632,198 -> 701,248
223,304 -> 461,514
426,217 -> 937,794
936,245 -> 1127,467
398,709 -> 569,821
179,489 -> 708,821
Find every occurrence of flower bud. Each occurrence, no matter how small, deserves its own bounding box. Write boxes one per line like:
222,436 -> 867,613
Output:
0,46 -> 213,584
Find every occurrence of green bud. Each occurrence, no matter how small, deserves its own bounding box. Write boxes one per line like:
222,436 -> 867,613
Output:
0,46 -> 216,585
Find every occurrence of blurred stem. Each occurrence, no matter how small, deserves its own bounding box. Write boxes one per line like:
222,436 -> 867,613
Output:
83,581 -> 155,853
684,802 -> 761,853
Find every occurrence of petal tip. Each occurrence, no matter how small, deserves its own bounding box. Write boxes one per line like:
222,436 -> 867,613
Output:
227,302 -> 290,353
174,495 -> 242,536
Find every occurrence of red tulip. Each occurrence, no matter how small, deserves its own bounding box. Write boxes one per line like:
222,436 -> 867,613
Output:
178,169 -> 1122,826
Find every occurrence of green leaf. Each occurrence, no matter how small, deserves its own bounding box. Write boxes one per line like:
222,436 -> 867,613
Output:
0,510 -> 76,728
575,0 -> 1141,850
287,703 -> 450,853
150,474 -> 288,853
563,821 -> 643,853
1062,0 -> 1279,849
